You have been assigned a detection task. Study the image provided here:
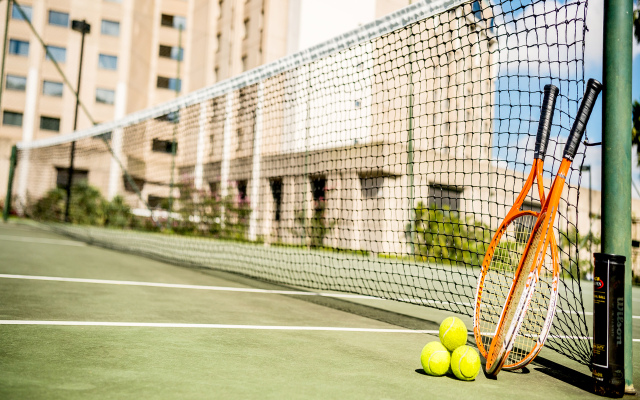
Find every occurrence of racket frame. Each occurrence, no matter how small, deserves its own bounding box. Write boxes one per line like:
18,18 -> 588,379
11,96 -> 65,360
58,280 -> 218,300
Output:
474,158 -> 560,370
483,78 -> 602,376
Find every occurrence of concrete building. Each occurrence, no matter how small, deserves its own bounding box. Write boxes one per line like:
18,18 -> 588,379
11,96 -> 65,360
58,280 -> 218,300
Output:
6,0 -> 640,276
0,0 -> 418,201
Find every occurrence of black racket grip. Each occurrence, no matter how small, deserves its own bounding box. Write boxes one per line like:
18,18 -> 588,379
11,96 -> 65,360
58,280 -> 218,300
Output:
534,84 -> 559,160
563,79 -> 603,160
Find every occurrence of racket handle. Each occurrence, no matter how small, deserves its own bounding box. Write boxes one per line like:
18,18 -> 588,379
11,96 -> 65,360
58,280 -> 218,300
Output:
534,84 -> 559,160
563,79 -> 603,160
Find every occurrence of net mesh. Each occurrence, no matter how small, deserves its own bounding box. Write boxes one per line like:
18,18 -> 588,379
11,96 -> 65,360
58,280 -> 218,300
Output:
476,212 -> 558,370
10,0 -> 593,366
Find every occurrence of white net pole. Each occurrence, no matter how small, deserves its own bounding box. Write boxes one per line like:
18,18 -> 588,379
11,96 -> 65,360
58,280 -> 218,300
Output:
248,82 -> 264,241
194,101 -> 207,191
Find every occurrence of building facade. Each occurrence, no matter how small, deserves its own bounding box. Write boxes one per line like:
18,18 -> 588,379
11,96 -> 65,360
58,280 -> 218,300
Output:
0,0 -> 414,201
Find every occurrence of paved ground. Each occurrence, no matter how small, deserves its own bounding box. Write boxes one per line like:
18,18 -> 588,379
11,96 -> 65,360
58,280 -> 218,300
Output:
0,221 -> 638,399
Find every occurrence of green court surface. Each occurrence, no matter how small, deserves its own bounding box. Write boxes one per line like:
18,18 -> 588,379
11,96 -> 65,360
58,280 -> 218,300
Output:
0,221 -> 638,399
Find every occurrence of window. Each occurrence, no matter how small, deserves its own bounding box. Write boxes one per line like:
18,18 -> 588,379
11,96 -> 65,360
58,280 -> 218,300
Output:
48,10 -> 69,27
9,39 -> 29,56
40,116 -> 61,131
43,81 -> 63,97
161,14 -> 186,29
11,4 -> 32,21
152,139 -> 177,154
360,176 -> 383,198
148,195 -> 168,209
98,54 -> 118,70
45,46 -> 66,63
124,175 -> 145,193
156,76 -> 181,92
270,179 -> 283,221
237,180 -> 248,202
522,201 -> 541,213
427,184 -> 463,212
55,167 -> 88,189
2,111 -> 23,127
96,131 -> 112,141
158,45 -> 183,61
155,111 -> 179,123
101,20 -> 120,36
311,177 -> 327,211
6,75 -> 27,91
96,88 -> 115,104
242,55 -> 248,71
209,182 -> 219,196
243,18 -> 249,39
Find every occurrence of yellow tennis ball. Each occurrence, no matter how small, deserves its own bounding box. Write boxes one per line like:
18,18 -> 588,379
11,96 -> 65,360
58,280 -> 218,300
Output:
450,345 -> 481,381
420,341 -> 451,376
439,316 -> 468,352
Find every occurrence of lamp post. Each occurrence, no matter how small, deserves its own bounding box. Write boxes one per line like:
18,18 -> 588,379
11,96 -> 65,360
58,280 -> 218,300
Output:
64,19 -> 90,222
581,165 -> 592,272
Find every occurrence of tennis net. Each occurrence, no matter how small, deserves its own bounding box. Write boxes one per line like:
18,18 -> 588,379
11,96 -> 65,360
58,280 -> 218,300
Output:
9,0 -> 594,366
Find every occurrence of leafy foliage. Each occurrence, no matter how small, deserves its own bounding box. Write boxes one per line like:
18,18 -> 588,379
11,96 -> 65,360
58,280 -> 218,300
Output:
294,200 -> 336,248
171,181 -> 252,240
558,226 -> 600,279
413,202 -> 491,266
30,183 -> 129,226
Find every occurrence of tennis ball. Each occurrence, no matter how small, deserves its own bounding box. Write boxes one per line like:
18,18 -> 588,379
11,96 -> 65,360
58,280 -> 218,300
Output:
450,345 -> 481,381
439,316 -> 468,352
420,341 -> 451,376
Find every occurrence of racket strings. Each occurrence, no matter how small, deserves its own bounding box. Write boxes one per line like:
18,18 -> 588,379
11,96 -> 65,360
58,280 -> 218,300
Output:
478,213 -> 554,368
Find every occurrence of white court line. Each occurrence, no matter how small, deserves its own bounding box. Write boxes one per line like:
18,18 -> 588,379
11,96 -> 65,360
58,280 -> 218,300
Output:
2,275 -> 639,319
1,321 -> 635,341
0,320 -> 435,333
0,235 -> 85,247
0,274 -> 380,300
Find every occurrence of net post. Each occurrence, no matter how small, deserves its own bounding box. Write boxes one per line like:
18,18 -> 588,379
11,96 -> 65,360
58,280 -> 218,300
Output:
3,145 -> 17,222
108,128 -> 124,200
602,0 -> 634,393
220,91 -> 234,225
248,81 -> 264,242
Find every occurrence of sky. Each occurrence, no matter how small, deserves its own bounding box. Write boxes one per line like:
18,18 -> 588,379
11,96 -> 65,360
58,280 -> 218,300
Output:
290,0 -> 639,196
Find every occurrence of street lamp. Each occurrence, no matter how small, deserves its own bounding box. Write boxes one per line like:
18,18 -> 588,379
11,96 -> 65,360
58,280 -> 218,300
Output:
581,165 -> 593,274
64,19 -> 91,222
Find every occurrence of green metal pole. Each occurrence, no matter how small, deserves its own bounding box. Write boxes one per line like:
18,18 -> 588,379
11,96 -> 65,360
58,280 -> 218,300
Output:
602,0 -> 633,393
0,0 -> 12,111
3,145 -> 17,222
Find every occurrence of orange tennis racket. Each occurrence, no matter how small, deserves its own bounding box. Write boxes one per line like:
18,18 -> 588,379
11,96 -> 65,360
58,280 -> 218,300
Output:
474,84 -> 560,371
484,78 -> 603,376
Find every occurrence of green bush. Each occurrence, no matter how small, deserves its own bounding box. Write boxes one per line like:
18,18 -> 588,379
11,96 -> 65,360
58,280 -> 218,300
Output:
413,202 -> 491,267
559,226 -> 600,279
30,183 -> 133,227
171,181 -> 252,241
31,187 -> 66,222
67,183 -> 105,225
103,196 -> 131,228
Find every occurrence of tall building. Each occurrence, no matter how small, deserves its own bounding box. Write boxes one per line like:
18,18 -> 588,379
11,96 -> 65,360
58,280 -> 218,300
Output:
0,0 -> 416,200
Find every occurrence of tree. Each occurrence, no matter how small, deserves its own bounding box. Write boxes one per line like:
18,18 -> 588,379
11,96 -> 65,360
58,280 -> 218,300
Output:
413,202 -> 491,267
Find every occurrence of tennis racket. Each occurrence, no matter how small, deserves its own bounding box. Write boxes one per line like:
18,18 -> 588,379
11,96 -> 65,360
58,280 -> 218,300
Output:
484,78 -> 603,376
473,84 -> 560,371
